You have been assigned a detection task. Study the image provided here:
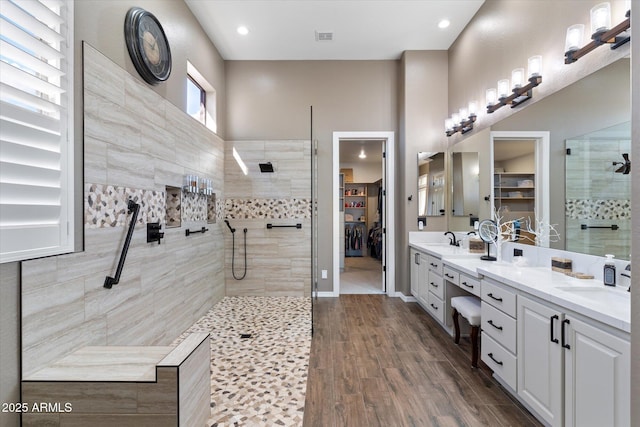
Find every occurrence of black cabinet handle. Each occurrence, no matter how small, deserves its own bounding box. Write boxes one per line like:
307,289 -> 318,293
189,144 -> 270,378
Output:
487,352 -> 503,366
550,314 -> 559,344
461,281 -> 474,289
430,263 -> 438,268
445,273 -> 454,279
430,303 -> 438,310
562,319 -> 571,349
487,293 -> 503,302
415,253 -> 420,265
430,282 -> 438,288
488,320 -> 503,331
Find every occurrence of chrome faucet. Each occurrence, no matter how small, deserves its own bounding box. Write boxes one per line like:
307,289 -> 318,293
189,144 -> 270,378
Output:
444,231 -> 458,246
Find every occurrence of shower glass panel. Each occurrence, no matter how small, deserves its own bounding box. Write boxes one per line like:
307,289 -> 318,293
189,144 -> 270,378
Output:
565,121 -> 631,259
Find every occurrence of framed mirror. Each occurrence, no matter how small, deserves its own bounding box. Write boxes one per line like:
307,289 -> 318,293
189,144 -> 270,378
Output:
451,152 -> 479,218
418,152 -> 445,217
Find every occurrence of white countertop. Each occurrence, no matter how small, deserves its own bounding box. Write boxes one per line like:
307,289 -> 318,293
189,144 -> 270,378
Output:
411,243 -> 631,334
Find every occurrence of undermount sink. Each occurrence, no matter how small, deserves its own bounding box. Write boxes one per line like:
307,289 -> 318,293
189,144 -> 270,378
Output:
555,286 -> 629,301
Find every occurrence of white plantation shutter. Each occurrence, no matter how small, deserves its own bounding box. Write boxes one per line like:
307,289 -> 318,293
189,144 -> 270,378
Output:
0,0 -> 74,263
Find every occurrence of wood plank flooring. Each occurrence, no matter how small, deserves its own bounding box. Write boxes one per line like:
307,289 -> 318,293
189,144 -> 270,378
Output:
303,295 -> 542,427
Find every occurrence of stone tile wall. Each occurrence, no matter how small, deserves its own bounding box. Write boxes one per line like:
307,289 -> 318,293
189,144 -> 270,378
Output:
224,141 -> 311,296
20,44 -> 225,378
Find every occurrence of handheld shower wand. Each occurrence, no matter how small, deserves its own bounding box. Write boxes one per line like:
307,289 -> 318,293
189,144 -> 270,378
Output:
224,219 -> 236,233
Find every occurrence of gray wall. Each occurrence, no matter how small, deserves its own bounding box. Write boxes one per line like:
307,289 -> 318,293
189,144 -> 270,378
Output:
225,60 -> 398,292
0,263 -> 19,427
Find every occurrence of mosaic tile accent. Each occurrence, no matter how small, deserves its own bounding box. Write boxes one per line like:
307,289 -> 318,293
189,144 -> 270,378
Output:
207,194 -> 217,224
165,186 -> 182,228
566,199 -> 631,220
183,191 -> 208,222
225,198 -> 312,219
175,296 -> 311,426
85,184 -> 164,228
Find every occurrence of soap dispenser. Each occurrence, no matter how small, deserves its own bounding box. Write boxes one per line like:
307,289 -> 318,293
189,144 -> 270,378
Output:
603,254 -> 616,286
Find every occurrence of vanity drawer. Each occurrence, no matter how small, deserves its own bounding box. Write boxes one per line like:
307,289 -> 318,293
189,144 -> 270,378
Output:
426,292 -> 445,324
427,255 -> 443,276
442,267 -> 459,284
481,302 -> 517,353
459,274 -> 481,297
481,280 -> 517,317
482,332 -> 517,391
428,273 -> 445,299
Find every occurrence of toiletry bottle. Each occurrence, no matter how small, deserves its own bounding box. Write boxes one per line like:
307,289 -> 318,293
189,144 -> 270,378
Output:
603,254 -> 616,286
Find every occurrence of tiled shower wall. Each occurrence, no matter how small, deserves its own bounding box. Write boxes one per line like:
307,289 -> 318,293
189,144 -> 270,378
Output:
20,44 -> 225,378
565,137 -> 631,258
224,141 -> 311,296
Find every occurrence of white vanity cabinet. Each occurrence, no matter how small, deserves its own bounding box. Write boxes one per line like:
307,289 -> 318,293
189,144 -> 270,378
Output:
410,249 -> 430,307
518,295 -> 630,427
410,249 -> 421,298
425,255 -> 444,323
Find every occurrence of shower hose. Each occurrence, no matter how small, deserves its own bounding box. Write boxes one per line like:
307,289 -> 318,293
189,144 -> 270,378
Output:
231,227 -> 248,280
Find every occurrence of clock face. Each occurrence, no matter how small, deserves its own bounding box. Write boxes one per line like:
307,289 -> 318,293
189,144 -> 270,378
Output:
125,8 -> 172,85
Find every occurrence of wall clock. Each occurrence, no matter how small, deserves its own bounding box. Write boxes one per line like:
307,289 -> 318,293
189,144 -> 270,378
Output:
124,7 -> 172,85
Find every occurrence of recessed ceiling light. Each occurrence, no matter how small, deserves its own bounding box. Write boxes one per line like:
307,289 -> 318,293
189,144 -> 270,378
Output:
438,19 -> 450,29
237,26 -> 249,35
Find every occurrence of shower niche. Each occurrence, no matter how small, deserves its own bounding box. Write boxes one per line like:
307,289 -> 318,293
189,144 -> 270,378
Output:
165,186 -> 182,228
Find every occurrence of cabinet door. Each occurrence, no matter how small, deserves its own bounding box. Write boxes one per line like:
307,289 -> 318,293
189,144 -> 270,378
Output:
418,256 -> 429,305
517,295 -> 563,427
410,249 -> 420,297
564,316 -> 630,427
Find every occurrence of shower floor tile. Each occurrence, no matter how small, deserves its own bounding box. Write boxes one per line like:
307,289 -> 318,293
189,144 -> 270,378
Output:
176,296 -> 312,426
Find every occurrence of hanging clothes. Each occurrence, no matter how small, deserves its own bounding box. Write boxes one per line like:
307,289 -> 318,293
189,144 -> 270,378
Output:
345,225 -> 351,251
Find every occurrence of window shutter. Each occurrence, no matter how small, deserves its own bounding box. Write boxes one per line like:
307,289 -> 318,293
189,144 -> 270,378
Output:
0,0 -> 74,263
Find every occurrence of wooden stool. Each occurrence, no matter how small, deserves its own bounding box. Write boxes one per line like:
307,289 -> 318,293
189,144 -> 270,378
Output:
451,296 -> 481,368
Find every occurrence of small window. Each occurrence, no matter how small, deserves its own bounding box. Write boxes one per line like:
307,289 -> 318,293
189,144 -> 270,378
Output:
186,61 -> 217,133
187,75 -> 206,125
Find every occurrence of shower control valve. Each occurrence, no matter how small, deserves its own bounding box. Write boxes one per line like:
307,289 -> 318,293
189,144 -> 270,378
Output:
147,222 -> 164,245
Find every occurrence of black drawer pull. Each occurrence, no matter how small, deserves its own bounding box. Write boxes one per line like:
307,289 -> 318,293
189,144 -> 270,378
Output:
461,281 -> 474,288
550,314 -> 559,344
487,293 -> 503,302
430,263 -> 438,268
488,320 -> 503,331
445,273 -> 454,279
487,352 -> 503,366
430,303 -> 438,310
430,282 -> 438,288
562,318 -> 571,349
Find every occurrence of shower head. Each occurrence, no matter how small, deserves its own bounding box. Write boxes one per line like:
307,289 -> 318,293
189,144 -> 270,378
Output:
224,220 -> 236,233
259,162 -> 274,173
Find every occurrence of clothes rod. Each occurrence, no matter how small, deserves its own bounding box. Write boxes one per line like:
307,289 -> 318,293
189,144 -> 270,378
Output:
267,223 -> 302,229
580,224 -> 619,231
185,227 -> 209,236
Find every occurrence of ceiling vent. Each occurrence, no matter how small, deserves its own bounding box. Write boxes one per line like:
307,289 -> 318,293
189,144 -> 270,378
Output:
315,31 -> 333,42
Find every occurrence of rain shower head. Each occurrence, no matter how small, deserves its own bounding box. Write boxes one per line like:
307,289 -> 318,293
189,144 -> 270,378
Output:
613,153 -> 631,175
259,162 -> 274,173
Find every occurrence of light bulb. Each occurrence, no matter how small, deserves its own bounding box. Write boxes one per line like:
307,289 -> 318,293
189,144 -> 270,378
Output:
511,68 -> 525,89
590,2 -> 611,35
486,88 -> 497,106
452,112 -> 461,124
459,107 -> 468,121
358,148 -> 366,159
565,24 -> 584,52
497,79 -> 510,98
528,55 -> 542,78
445,119 -> 454,131
468,101 -> 478,116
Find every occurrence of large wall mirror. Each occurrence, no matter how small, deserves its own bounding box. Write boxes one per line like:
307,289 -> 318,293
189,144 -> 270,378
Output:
417,152 -> 445,217
451,152 -> 479,219
486,58 -> 630,259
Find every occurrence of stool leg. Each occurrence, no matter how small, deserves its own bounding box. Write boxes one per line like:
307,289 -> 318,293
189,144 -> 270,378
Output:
452,308 -> 461,344
470,325 -> 479,368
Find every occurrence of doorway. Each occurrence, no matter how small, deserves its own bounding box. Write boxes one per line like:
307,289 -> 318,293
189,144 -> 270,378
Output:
490,131 -> 550,244
332,131 -> 395,296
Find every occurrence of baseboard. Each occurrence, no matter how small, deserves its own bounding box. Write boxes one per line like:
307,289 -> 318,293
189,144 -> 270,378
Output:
397,293 -> 417,302
315,291 -> 338,298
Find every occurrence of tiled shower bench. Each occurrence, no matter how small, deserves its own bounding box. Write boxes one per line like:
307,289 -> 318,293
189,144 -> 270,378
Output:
21,333 -> 210,426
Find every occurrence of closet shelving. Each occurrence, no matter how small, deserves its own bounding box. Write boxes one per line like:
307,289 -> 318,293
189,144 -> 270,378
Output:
344,182 -> 367,257
493,172 -> 536,222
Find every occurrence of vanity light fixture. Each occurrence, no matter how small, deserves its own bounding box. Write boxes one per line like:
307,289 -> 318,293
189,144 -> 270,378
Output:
486,56 -> 543,114
445,101 -> 477,137
564,2 -> 630,64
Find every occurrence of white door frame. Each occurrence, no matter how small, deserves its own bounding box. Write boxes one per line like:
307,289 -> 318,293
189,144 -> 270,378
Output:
332,131 -> 395,297
490,131 -> 550,243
